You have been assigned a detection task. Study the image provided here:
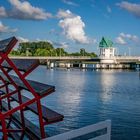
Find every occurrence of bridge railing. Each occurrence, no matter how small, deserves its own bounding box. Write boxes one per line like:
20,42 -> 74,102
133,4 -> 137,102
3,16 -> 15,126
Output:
114,56 -> 140,59
10,56 -> 92,60
45,120 -> 111,140
99,56 -> 140,60
10,56 -> 140,61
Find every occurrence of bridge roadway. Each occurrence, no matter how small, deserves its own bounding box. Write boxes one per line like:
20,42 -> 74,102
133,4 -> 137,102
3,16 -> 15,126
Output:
10,56 -> 92,60
10,56 -> 140,63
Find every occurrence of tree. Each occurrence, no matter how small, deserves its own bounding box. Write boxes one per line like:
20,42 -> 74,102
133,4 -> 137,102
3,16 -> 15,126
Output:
80,48 -> 85,56
55,48 -> 67,56
11,41 -> 97,57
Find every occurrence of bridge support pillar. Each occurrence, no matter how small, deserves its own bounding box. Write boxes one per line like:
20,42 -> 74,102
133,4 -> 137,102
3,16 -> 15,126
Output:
82,63 -> 86,69
50,62 -> 54,69
66,63 -> 71,69
46,60 -> 50,69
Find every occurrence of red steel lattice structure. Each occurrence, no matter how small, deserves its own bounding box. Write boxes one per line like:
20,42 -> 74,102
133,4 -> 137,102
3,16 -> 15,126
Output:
0,37 -> 64,139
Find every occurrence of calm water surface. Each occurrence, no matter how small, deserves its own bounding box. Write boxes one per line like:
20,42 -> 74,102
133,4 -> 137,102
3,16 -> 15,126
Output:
27,66 -> 140,140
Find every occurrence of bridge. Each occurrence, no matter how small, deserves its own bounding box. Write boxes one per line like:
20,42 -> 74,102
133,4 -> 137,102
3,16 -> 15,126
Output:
10,56 -> 92,61
10,56 -> 140,63
9,56 -> 140,69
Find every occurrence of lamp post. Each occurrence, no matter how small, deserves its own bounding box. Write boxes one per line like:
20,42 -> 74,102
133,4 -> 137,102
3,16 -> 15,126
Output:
26,48 -> 30,56
80,48 -> 85,56
50,50 -> 52,57
128,47 -> 131,56
59,48 -> 61,57
116,48 -> 119,56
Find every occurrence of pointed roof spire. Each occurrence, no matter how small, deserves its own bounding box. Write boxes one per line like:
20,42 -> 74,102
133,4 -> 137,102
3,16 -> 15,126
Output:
99,37 -> 113,48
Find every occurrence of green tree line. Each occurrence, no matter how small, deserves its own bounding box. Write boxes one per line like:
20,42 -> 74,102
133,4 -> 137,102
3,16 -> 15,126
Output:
10,41 -> 97,57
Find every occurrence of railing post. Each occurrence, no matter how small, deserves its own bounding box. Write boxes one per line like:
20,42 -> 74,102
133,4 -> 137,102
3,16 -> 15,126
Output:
106,120 -> 111,140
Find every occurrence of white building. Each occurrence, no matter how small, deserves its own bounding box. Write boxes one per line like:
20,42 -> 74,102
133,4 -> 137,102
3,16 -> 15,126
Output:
99,37 -> 115,58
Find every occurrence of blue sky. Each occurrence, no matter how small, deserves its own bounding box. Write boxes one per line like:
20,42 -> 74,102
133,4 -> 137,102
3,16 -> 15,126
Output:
0,0 -> 140,55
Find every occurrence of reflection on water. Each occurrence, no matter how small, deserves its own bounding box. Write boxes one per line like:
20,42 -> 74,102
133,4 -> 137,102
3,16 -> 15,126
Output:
99,71 -> 115,103
28,67 -> 140,140
56,70 -> 86,118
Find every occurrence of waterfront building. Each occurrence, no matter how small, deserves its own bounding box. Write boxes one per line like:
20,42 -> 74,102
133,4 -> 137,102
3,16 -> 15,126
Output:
99,37 -> 115,58
98,37 -> 116,64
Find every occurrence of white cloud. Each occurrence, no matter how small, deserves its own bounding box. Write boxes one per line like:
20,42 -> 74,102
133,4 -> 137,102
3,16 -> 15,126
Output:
52,41 -> 69,48
107,6 -> 112,13
0,21 -> 17,33
115,36 -> 126,45
17,36 -> 29,43
120,32 -> 139,42
62,0 -> 78,6
115,32 -> 139,45
91,38 -> 97,44
57,9 -> 75,18
0,6 -> 7,17
35,38 -> 53,44
58,9 -> 90,44
0,22 -> 9,33
35,38 -> 42,42
0,0 -> 52,20
117,1 -> 140,18
132,35 -> 139,42
49,29 -> 61,37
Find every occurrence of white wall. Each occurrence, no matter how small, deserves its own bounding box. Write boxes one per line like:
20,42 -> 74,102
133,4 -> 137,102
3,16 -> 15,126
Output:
100,48 -> 115,58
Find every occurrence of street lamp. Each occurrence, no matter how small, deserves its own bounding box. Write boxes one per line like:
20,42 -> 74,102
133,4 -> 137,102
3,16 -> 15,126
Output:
128,47 -> 131,56
80,48 -> 85,56
50,50 -> 52,57
26,48 -> 30,56
59,48 -> 61,57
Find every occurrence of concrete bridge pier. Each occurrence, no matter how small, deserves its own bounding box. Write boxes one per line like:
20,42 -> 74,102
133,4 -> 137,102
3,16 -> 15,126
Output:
46,60 -> 50,69
82,63 -> 86,69
136,64 -> 140,70
50,62 -> 54,69
66,63 -> 71,69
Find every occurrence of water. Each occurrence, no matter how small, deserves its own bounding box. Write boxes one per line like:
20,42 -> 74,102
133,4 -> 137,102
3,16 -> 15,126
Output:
27,66 -> 140,140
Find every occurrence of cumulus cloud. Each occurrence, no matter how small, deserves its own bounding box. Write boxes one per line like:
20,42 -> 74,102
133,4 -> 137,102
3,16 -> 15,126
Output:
0,21 -> 17,34
62,0 -> 78,6
49,29 -> 62,36
52,41 -> 69,48
57,9 -> 75,18
115,36 -> 126,45
0,0 -> 52,20
0,6 -> 7,17
35,39 -> 53,45
17,36 -> 29,43
57,9 -> 90,44
120,32 -> 139,42
117,1 -> 140,18
107,6 -> 112,13
115,32 -> 139,45
91,38 -> 97,44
